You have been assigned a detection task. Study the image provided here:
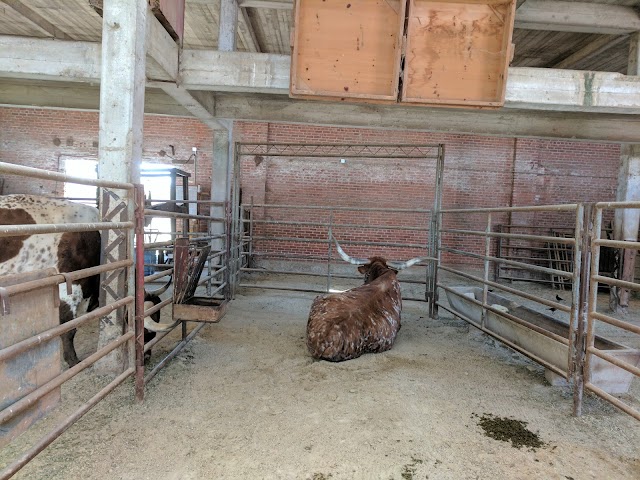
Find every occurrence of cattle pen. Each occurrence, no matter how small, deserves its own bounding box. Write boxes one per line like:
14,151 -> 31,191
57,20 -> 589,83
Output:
2,0 -> 640,477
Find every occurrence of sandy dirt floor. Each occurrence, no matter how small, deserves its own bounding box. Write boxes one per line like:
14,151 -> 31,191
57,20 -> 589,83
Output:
1,271 -> 639,479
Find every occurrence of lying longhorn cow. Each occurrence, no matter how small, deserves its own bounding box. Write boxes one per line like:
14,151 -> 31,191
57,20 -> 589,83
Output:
0,194 -> 177,367
306,238 -> 428,362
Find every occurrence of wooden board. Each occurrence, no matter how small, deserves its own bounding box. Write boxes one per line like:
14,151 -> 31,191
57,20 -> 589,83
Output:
0,269 -> 60,448
402,0 -> 516,107
173,299 -> 228,322
290,0 -> 405,103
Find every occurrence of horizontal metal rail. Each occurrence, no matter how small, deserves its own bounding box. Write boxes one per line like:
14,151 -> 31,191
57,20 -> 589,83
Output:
1,260 -> 133,299
436,302 -> 568,379
244,203 -> 431,213
440,284 -> 570,346
240,267 -> 429,285
594,238 -> 640,249
0,161 -> 134,190
440,228 -> 576,245
0,367 -> 134,480
438,264 -> 569,312
584,383 -> 640,421
441,247 -> 574,279
0,222 -> 133,237
246,236 -> 427,249
440,204 -> 578,214
144,323 -> 206,385
596,200 -> 640,209
0,297 -> 133,363
147,199 -> 224,205
144,209 -> 225,222
590,311 -> 640,335
592,274 -> 640,292
0,332 -> 133,425
143,297 -> 172,318
241,218 -> 430,232
143,268 -> 173,284
209,283 -> 227,297
587,347 -> 640,378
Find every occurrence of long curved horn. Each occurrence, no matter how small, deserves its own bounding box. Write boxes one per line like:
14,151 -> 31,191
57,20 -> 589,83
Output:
333,237 -> 368,265
387,256 -> 433,270
146,272 -> 173,296
143,301 -> 180,332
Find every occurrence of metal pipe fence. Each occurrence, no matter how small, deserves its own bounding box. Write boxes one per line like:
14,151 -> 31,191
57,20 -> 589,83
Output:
0,162 -> 135,480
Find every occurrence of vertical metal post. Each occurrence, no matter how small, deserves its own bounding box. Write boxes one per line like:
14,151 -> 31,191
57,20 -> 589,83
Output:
327,209 -> 334,293
481,213 -> 492,329
584,205 -> 602,395
134,185 -> 146,402
573,203 -> 592,417
494,224 -> 502,282
428,145 -> 444,318
249,196 -> 255,269
224,201 -> 232,301
568,204 -> 584,377
230,144 -> 240,298
182,176 -> 189,235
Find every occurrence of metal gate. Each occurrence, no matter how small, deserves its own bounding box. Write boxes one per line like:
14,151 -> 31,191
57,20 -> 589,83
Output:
228,143 -> 444,305
0,162 -> 135,479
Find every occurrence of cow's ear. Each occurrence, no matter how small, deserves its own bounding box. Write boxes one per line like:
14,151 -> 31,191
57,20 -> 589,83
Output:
357,265 -> 367,274
390,268 -> 398,275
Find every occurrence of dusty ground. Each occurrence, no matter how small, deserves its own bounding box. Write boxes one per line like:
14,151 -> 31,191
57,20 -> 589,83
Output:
1,271 -> 639,479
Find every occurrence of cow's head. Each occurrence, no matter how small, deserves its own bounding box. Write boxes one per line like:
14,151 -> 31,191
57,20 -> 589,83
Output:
333,237 -> 431,284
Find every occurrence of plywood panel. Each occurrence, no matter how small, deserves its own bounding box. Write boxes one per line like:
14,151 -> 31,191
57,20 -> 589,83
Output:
402,0 -> 516,107
290,0 -> 405,102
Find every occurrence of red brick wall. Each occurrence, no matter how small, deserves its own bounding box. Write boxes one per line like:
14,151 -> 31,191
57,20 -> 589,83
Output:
0,107 -> 621,265
0,108 -> 213,197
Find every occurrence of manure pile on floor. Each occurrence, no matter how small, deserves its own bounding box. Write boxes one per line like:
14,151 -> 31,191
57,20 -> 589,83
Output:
474,413 -> 545,450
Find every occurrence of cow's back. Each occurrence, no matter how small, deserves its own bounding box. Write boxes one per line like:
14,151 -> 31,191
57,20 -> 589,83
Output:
0,195 -> 100,275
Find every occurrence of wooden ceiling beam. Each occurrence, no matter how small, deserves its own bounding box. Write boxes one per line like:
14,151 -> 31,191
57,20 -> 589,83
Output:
0,0 -> 73,39
553,35 -> 629,70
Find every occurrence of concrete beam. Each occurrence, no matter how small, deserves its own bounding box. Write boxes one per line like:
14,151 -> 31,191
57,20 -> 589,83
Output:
552,35 -> 629,70
151,82 -> 226,129
145,7 -> 178,81
515,0 -> 640,34
505,68 -> 640,114
629,33 -> 640,76
0,80 -> 190,116
211,92 -> 640,143
238,0 -> 292,8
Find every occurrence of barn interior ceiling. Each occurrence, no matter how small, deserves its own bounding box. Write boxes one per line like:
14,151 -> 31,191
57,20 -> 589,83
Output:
0,0 -> 639,141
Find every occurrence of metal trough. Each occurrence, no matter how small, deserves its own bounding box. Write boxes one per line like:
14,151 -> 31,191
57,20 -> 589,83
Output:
445,286 -> 640,394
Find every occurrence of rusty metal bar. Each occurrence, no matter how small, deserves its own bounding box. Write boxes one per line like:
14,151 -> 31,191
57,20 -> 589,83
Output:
436,302 -> 568,379
437,264 -> 568,312
144,322 -> 206,385
0,332 -> 133,425
441,247 -> 574,279
440,284 -> 570,347
440,228 -> 576,245
594,238 -> 640,249
143,297 -> 172,318
246,236 -> 427,249
0,161 -> 134,190
441,204 -> 578,213
592,274 -> 640,292
134,185 -> 146,403
0,368 -> 134,480
584,383 -> 640,421
585,208 -> 603,386
0,260 -> 132,300
0,221 -> 134,237
481,213 -> 492,329
0,296 -> 133,364
572,203 -> 589,417
591,311 -> 640,335
240,217 -> 430,232
143,268 -> 174,283
247,203 -> 430,213
144,209 -> 225,222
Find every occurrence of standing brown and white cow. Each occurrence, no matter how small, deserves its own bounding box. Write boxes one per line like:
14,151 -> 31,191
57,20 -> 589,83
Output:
0,194 -> 176,366
306,238 -> 428,362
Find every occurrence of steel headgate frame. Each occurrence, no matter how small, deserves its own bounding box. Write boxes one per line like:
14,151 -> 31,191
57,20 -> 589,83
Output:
229,143 -> 445,309
0,162 -> 136,480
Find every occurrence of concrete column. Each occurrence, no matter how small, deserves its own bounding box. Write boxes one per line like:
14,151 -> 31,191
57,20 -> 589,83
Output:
611,145 -> 640,312
628,32 -> 640,76
210,1 -> 237,259
96,0 -> 147,373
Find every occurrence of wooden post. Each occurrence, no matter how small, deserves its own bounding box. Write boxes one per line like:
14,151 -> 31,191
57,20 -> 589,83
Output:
95,0 -> 147,374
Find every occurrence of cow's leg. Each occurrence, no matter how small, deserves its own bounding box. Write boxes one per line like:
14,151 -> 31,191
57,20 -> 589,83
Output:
59,301 -> 80,367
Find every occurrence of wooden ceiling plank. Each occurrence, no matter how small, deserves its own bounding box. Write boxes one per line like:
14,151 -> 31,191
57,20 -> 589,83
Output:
239,7 -> 260,52
1,0 -> 73,39
553,35 -> 629,69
